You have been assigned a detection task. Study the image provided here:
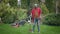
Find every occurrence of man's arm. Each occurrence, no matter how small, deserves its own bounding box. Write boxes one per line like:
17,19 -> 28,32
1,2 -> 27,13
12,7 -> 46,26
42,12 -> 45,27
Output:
39,8 -> 42,19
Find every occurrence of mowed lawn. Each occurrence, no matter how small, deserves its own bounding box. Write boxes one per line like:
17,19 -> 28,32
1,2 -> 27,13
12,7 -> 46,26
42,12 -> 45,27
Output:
0,23 -> 60,34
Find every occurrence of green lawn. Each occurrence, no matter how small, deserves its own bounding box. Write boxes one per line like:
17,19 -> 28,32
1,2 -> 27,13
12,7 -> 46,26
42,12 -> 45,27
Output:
0,24 -> 60,34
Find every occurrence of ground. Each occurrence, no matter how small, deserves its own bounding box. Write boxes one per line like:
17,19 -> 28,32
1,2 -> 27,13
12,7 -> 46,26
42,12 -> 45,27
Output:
0,23 -> 60,34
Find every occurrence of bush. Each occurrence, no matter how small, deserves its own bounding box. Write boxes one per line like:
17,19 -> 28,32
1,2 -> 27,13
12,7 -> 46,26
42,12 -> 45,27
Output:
40,3 -> 49,15
0,5 -> 27,24
0,3 -> 27,24
1,6 -> 27,24
9,0 -> 17,7
0,0 -> 27,24
0,4 -> 17,23
43,13 -> 60,26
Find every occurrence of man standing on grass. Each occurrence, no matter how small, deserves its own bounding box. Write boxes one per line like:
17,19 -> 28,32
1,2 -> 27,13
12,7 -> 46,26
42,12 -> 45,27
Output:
31,4 -> 42,33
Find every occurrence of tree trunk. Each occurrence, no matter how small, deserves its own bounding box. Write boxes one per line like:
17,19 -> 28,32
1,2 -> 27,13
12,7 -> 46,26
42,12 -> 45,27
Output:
0,17 -> 2,23
56,0 -> 58,14
56,0 -> 60,14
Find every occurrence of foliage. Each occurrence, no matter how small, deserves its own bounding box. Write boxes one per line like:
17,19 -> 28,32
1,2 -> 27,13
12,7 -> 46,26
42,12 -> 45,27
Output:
43,13 -> 60,26
17,9 -> 27,20
9,0 -> 17,7
2,0 -> 9,3
0,3 -> 17,23
21,0 -> 27,9
0,2 -> 27,24
40,3 -> 49,15
58,0 -> 60,13
45,0 -> 56,13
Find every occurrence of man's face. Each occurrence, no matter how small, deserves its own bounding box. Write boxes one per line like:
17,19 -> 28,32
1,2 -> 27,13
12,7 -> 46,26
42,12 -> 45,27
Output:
35,6 -> 37,9
34,4 -> 38,8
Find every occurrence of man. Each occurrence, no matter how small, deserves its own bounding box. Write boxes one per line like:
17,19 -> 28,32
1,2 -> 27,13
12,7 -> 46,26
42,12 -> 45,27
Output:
31,4 -> 42,33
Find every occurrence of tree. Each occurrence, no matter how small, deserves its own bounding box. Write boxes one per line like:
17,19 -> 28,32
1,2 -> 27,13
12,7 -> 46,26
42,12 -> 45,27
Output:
57,0 -> 60,13
45,0 -> 56,13
9,0 -> 17,7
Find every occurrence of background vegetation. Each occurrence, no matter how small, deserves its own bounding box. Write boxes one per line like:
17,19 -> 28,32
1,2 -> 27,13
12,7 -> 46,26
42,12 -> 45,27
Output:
0,0 -> 60,26
0,0 -> 60,34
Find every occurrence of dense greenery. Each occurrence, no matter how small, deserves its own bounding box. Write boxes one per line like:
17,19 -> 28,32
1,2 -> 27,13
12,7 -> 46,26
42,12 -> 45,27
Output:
21,0 -> 27,9
0,0 -> 60,25
0,0 -> 60,34
0,2 -> 27,24
58,0 -> 60,13
45,0 -> 56,13
0,3 -> 16,23
43,13 -> 60,26
40,3 -> 49,15
9,0 -> 17,7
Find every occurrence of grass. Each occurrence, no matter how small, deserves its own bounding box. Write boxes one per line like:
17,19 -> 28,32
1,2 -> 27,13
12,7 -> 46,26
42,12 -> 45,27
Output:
0,23 -> 60,34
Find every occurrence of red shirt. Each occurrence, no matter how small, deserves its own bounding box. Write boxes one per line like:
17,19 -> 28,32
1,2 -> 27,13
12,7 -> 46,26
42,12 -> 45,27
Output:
31,7 -> 42,19
31,7 -> 42,22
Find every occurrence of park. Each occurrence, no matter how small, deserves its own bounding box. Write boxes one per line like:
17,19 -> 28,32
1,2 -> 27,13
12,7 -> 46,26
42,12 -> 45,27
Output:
0,0 -> 60,34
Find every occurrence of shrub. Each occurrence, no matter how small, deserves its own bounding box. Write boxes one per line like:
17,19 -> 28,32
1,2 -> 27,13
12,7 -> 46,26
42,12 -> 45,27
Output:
40,3 -> 49,15
0,3 -> 27,24
0,5 -> 17,23
0,0 -> 27,24
43,13 -> 60,26
0,6 -> 27,24
9,0 -> 17,7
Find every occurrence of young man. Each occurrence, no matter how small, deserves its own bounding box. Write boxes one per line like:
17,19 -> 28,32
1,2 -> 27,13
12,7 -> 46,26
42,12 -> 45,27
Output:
31,4 -> 42,33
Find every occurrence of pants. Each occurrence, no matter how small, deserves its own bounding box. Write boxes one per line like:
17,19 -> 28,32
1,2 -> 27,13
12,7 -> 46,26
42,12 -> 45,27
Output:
32,18 -> 40,32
